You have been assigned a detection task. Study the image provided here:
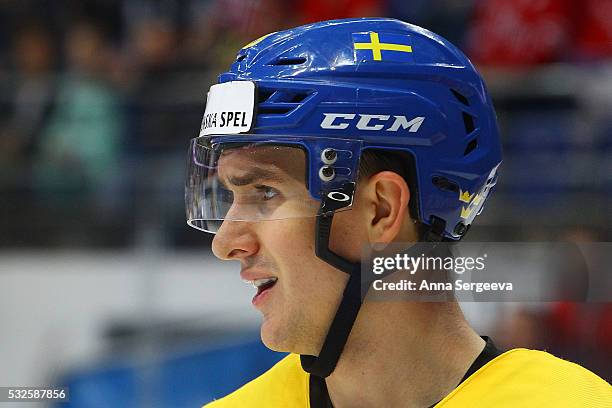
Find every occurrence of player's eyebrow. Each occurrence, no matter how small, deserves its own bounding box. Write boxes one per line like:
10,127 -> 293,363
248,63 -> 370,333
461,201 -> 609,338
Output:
225,167 -> 286,187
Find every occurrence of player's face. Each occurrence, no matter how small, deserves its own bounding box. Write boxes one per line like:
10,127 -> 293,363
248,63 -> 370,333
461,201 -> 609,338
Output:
211,146 -> 364,355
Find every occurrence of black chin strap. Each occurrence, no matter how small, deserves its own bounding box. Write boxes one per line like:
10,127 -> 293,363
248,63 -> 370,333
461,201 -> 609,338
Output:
300,185 -> 448,378
300,213 -> 361,378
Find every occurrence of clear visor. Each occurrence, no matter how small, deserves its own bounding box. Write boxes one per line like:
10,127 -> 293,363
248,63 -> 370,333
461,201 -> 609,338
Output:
186,136 -> 353,233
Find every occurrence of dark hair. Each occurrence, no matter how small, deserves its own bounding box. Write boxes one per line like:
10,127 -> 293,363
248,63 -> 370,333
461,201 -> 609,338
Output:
358,149 -> 425,238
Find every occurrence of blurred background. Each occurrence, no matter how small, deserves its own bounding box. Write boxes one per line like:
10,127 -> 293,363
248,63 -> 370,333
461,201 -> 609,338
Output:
0,0 -> 610,406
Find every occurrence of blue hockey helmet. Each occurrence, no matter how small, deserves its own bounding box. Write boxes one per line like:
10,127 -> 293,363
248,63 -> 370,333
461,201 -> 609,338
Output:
186,17 -> 502,240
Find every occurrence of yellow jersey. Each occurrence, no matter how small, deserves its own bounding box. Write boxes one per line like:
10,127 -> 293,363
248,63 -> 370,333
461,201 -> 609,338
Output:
204,348 -> 611,407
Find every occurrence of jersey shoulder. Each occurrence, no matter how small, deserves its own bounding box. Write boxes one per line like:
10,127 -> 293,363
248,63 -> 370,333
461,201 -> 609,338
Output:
438,348 -> 612,407
204,353 -> 309,408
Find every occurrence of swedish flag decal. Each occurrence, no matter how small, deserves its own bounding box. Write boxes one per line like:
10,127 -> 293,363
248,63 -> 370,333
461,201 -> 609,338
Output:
353,32 -> 414,63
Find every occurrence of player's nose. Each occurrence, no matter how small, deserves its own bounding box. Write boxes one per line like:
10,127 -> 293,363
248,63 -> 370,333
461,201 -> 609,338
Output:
211,220 -> 259,261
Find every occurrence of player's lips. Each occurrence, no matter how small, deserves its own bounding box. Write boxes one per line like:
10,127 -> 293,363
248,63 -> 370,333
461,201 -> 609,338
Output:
240,269 -> 278,307
240,269 -> 277,283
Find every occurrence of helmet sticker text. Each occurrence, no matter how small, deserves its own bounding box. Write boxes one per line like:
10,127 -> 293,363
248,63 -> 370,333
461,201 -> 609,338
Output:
320,113 -> 425,133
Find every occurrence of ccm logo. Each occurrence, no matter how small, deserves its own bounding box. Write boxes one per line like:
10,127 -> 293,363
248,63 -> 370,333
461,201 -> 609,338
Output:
320,113 -> 425,132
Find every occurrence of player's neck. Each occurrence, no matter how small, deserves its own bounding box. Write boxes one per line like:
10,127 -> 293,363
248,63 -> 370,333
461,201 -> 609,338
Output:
325,301 -> 485,408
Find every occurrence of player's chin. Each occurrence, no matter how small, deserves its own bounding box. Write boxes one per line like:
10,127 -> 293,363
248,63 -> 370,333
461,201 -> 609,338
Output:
260,317 -> 321,355
260,319 -> 284,351
259,317 -> 294,352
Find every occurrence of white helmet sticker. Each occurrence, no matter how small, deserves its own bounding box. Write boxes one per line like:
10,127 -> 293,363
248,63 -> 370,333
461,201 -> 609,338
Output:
200,81 -> 256,136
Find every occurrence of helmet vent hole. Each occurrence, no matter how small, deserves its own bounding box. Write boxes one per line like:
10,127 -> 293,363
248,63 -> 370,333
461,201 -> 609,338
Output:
257,89 -> 275,103
257,89 -> 313,116
270,56 -> 307,65
464,138 -> 478,156
462,112 -> 475,134
273,90 -> 312,103
258,105 -> 294,115
432,176 -> 459,193
451,89 -> 469,105
288,92 -> 310,103
236,54 -> 246,62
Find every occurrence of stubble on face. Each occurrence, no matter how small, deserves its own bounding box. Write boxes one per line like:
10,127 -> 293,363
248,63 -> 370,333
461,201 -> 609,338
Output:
256,216 -> 349,356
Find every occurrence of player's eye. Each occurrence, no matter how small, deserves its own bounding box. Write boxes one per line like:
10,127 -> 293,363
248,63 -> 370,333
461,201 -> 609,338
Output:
255,185 -> 280,201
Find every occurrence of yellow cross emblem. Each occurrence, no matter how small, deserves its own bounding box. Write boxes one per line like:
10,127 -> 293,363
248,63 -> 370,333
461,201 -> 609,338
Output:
353,32 -> 413,61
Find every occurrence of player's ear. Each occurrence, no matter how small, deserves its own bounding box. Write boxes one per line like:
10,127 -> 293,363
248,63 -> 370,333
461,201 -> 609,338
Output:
360,171 -> 410,244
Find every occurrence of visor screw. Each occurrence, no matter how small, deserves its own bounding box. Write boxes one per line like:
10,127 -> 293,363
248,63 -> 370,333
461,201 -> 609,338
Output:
321,148 -> 338,165
319,166 -> 335,182
454,222 -> 467,236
